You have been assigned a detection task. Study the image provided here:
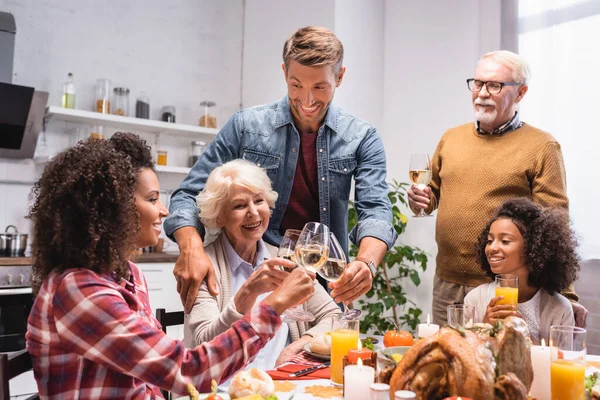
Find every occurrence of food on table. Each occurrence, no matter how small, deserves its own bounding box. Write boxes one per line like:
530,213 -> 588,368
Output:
309,332 -> 332,355
235,395 -> 277,400
304,384 -> 343,398
206,379 -> 224,400
587,371 -> 600,399
186,383 -> 200,400
391,353 -> 403,363
229,368 -> 275,399
361,336 -> 375,350
384,329 -> 414,347
388,317 -> 533,400
273,380 -> 296,393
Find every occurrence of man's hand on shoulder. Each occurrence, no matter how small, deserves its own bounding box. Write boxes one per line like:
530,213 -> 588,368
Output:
173,227 -> 218,314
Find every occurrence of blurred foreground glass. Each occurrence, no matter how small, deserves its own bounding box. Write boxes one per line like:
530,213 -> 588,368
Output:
330,316 -> 359,386
447,303 -> 475,328
550,325 -> 586,400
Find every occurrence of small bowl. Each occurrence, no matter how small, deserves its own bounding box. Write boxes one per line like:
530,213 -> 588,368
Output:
376,346 -> 411,370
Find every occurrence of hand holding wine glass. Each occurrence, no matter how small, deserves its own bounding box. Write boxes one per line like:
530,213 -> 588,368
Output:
317,232 -> 363,321
408,153 -> 433,217
277,229 -> 301,272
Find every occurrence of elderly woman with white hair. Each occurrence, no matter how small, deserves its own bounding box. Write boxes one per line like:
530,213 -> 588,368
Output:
184,159 -> 341,368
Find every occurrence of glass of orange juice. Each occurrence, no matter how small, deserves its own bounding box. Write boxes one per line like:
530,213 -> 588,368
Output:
495,274 -> 518,308
330,316 -> 359,386
550,326 -> 586,400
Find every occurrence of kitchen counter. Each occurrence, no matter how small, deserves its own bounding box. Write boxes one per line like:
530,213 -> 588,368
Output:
0,253 -> 179,266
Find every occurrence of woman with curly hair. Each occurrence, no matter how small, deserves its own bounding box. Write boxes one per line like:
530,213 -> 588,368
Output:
25,133 -> 315,398
464,197 -> 580,344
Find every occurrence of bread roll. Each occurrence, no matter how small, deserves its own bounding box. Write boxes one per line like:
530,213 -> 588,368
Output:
228,368 -> 275,399
309,332 -> 331,355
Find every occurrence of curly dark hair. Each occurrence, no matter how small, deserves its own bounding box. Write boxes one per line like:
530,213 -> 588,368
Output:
476,198 -> 580,294
28,133 -> 154,294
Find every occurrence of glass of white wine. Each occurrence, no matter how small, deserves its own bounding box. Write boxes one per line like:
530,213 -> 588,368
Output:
277,229 -> 301,272
287,222 -> 330,322
317,232 -> 363,321
409,153 -> 433,217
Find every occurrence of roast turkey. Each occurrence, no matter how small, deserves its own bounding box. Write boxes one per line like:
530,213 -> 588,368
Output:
388,316 -> 532,400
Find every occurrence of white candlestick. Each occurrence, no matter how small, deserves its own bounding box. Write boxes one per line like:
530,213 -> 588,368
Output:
344,359 -> 375,400
417,314 -> 439,338
530,340 -> 551,400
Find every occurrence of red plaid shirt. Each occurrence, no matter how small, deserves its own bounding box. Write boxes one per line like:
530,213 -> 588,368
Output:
26,262 -> 281,399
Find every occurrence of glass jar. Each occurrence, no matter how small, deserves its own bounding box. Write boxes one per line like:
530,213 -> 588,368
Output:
95,79 -> 111,114
199,101 -> 217,128
89,125 -> 104,140
135,93 -> 150,119
189,141 -> 206,167
370,383 -> 390,400
113,87 -> 130,116
160,105 -> 176,123
157,150 -> 168,166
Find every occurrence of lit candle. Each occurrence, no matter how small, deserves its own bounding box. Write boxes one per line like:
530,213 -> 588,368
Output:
530,339 -> 551,400
347,337 -> 372,364
417,314 -> 439,338
344,357 -> 375,400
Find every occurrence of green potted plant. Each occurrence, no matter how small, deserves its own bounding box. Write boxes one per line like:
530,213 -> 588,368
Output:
348,180 -> 428,335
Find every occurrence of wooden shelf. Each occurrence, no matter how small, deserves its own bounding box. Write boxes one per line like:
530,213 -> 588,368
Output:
155,165 -> 191,174
45,106 -> 219,140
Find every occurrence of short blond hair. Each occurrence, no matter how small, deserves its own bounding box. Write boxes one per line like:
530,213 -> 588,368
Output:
479,50 -> 532,85
282,26 -> 344,75
197,159 -> 278,231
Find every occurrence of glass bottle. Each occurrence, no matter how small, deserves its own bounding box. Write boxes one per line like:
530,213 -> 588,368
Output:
61,72 -> 76,109
95,79 -> 111,114
113,87 -> 130,116
189,141 -> 206,167
135,93 -> 150,119
370,383 -> 390,400
160,105 -> 176,123
199,101 -> 217,128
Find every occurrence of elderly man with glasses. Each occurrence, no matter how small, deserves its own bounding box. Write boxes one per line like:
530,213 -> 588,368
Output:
408,50 -> 588,326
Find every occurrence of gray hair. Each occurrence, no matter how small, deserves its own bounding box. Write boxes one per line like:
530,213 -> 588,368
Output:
479,50 -> 532,85
197,159 -> 278,234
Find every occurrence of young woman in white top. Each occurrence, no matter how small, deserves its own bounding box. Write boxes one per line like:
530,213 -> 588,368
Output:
464,198 -> 580,344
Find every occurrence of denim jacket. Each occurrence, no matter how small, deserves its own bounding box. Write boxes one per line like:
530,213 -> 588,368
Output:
164,97 -> 397,253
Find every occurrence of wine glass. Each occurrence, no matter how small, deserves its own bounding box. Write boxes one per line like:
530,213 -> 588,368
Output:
277,229 -> 301,272
317,232 -> 362,321
408,153 -> 433,217
286,222 -> 330,322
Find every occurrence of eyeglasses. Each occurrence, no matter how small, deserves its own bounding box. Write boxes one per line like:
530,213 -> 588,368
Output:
466,79 -> 520,94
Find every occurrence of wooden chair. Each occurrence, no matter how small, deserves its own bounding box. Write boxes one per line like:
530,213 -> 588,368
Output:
155,308 -> 185,399
0,348 -> 39,400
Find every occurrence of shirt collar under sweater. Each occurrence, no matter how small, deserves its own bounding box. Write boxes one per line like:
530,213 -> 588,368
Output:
475,112 -> 523,135
222,233 -> 271,274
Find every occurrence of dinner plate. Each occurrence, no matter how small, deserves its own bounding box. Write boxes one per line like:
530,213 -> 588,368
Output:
303,343 -> 330,361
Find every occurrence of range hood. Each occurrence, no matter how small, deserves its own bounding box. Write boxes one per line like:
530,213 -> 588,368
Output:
0,11 -> 48,159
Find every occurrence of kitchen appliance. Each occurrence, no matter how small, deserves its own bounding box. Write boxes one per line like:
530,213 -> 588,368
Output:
0,264 -> 33,353
0,11 -> 49,159
0,225 -> 28,257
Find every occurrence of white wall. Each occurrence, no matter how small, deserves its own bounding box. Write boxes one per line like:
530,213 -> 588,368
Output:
0,0 -> 244,240
381,0 -> 502,320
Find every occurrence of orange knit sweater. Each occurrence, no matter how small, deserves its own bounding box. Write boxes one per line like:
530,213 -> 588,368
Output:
428,122 -> 568,287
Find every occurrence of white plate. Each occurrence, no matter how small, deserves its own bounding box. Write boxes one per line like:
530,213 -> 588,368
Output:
177,390 -> 296,400
303,343 -> 330,361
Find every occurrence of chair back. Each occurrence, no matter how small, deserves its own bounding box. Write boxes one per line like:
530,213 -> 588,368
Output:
155,308 -> 185,399
0,348 -> 39,400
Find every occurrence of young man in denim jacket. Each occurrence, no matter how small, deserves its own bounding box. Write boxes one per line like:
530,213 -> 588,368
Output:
165,27 -> 397,313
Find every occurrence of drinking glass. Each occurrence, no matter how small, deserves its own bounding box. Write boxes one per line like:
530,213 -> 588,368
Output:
330,315 -> 360,386
282,223 -> 329,321
408,153 -> 433,217
495,274 -> 519,308
317,232 -> 362,321
277,229 -> 304,322
550,326 -> 586,400
447,303 -> 475,328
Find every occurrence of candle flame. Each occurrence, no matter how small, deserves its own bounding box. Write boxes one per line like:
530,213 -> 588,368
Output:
427,313 -> 431,325
541,338 -> 546,348
457,397 -> 462,400
357,357 -> 363,370
357,337 -> 362,351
